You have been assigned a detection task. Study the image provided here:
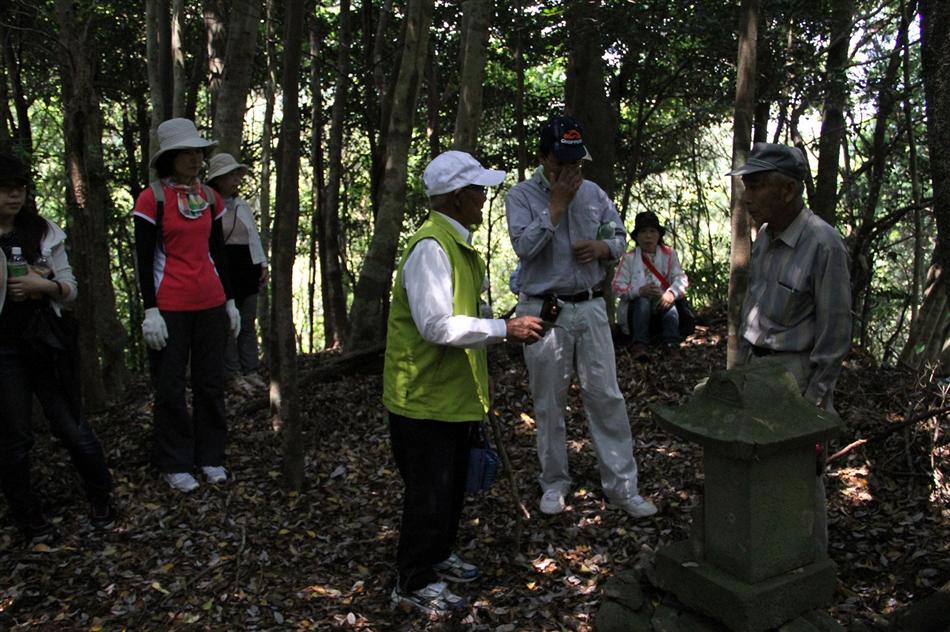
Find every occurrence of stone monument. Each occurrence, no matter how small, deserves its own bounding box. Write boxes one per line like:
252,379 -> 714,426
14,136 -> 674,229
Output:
651,362 -> 843,632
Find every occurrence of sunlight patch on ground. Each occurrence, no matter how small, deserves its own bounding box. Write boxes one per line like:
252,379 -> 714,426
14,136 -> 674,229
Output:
833,466 -> 874,504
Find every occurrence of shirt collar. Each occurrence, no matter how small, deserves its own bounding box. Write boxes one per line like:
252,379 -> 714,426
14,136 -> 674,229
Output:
532,166 -> 550,191
434,211 -> 471,243
772,206 -> 812,247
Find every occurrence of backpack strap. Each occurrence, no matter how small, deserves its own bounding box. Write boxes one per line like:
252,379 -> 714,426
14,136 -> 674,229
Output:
149,181 -> 165,253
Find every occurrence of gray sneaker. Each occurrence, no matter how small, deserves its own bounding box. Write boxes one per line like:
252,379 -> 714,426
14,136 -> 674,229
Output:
390,581 -> 467,616
433,553 -> 479,583
539,488 -> 566,514
613,494 -> 658,518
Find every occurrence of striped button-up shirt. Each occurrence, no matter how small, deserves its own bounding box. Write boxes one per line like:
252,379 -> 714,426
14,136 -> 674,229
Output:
505,169 -> 626,296
740,206 -> 852,406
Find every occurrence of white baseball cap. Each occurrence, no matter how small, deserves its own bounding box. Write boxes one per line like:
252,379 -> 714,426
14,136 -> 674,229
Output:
423,150 -> 506,197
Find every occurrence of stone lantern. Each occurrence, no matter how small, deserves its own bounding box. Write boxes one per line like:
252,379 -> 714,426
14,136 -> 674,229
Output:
651,362 -> 843,632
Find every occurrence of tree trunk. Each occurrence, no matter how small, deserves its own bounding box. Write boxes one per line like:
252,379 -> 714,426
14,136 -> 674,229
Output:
452,0 -> 491,153
903,0 -> 925,322
726,0 -> 759,369
564,0 -> 616,196
901,0 -> 950,371
347,0 -> 434,350
171,0 -> 187,118
849,9 -> 912,332
258,0 -> 278,368
54,0 -> 130,409
271,0 -> 306,490
212,0 -> 263,156
322,0 -> 352,349
424,41 -> 441,159
146,0 -> 172,157
204,1 -> 226,123
307,19 -> 324,353
2,27 -> 33,156
812,0 -> 854,224
513,0 -> 527,181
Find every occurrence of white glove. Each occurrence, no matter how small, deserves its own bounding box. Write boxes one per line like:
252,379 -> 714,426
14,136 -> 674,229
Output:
226,299 -> 241,338
142,307 -> 168,350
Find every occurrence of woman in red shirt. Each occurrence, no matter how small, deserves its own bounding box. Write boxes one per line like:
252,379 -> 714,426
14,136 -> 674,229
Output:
133,118 -> 240,493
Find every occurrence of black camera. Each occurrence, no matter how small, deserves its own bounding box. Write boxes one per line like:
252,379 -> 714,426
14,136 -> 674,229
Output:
540,294 -> 562,323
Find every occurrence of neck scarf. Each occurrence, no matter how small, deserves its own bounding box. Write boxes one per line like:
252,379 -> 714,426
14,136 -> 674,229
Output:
163,177 -> 209,220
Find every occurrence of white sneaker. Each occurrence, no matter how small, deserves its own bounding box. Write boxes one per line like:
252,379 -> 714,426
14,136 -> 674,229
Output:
539,489 -> 566,514
201,466 -> 228,484
615,494 -> 658,519
163,472 -> 199,492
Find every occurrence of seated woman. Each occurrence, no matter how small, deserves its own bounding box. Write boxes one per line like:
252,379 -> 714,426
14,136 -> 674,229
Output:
612,211 -> 688,361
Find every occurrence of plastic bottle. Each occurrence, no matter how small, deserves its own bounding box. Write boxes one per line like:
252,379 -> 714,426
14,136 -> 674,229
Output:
30,247 -> 52,300
7,246 -> 28,301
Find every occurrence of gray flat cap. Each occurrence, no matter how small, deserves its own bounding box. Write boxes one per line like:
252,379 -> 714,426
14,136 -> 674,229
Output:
727,142 -> 807,182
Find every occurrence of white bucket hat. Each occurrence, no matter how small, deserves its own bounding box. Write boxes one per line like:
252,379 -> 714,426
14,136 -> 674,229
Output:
423,150 -> 506,197
207,153 -> 250,182
149,118 -> 218,168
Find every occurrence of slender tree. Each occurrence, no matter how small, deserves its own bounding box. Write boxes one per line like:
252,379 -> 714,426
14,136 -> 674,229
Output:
900,0 -> 950,371
270,0 -> 306,489
54,0 -> 130,408
727,0 -> 759,368
347,0 -> 434,350
452,0 -> 491,153
212,0 -> 263,156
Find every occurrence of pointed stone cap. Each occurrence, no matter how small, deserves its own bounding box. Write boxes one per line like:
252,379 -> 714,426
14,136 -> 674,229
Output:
652,362 -> 843,460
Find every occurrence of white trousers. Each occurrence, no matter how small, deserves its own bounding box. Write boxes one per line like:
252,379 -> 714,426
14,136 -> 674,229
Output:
517,296 -> 640,501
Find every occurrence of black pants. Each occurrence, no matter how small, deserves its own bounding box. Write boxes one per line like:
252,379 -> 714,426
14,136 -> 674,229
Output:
148,306 -> 228,473
0,344 -> 112,526
388,411 -> 475,591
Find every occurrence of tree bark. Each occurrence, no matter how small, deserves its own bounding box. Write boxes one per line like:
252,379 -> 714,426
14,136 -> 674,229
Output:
307,18 -> 324,353
564,0 -> 616,196
1,27 -> 33,157
204,1 -> 226,123
812,0 -> 854,225
901,0 -> 950,372
171,0 -> 187,118
146,0 -> 171,157
54,0 -> 130,409
452,0 -> 492,153
726,0 -> 759,369
513,0 -> 527,181
347,0 -> 434,350
322,0 -> 352,349
271,0 -> 306,490
212,0 -> 263,157
258,0 -> 278,368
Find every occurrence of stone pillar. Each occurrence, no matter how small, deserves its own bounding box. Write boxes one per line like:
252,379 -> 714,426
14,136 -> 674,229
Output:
652,363 -> 843,632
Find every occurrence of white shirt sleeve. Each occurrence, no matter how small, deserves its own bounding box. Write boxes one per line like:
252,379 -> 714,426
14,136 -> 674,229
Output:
402,238 -> 508,348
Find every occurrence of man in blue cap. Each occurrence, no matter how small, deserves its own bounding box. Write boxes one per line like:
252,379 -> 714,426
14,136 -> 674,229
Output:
505,115 -> 657,520
729,142 -> 852,554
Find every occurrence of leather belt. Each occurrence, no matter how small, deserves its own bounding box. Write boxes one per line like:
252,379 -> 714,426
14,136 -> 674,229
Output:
533,288 -> 603,303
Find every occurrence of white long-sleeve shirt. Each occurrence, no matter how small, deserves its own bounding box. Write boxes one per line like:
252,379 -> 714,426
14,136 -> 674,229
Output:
401,212 -> 507,348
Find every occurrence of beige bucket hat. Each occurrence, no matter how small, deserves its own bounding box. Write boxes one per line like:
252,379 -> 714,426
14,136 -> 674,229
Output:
149,118 -> 218,168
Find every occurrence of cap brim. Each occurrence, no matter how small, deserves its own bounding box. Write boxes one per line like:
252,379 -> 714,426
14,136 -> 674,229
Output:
554,143 -> 587,162
726,157 -> 776,177
149,139 -> 219,168
207,163 -> 250,182
471,168 -> 506,187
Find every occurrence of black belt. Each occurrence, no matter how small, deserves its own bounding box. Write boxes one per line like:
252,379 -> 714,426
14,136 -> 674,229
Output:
533,288 -> 603,303
751,345 -> 776,357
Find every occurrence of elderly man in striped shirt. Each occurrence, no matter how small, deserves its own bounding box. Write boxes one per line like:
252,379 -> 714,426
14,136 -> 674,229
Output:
729,142 -> 852,554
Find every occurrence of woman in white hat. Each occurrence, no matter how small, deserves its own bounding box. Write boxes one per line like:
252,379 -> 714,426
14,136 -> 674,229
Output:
132,118 -> 241,493
206,153 -> 267,389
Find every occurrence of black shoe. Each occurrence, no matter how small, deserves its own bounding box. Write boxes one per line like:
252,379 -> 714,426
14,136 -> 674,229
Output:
90,501 -> 117,530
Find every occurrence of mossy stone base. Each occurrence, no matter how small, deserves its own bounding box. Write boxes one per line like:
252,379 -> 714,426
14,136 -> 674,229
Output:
654,541 -> 836,632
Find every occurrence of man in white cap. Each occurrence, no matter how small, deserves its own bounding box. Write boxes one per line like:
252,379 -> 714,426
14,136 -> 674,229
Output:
384,150 -> 544,616
505,116 -> 657,520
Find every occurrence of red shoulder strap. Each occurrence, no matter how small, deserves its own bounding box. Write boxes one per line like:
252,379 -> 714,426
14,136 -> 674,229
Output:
641,251 -> 670,290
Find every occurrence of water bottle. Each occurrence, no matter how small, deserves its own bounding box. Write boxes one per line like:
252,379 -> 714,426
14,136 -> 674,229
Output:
30,247 -> 52,300
7,246 -> 28,301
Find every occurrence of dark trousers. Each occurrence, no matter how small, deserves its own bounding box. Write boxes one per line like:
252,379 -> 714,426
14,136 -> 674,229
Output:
148,306 -> 228,473
388,411 -> 475,591
628,296 -> 680,345
0,344 -> 112,525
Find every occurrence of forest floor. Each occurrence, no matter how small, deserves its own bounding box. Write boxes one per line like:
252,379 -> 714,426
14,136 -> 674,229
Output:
1,318 -> 948,631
